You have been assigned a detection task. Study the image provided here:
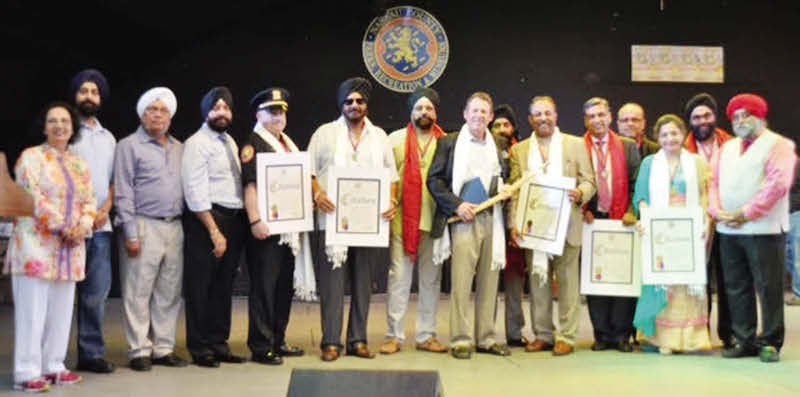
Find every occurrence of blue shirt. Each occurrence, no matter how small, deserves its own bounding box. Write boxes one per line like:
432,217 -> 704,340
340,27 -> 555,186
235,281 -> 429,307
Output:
70,118 -> 117,232
113,127 -> 184,239
181,124 -> 243,211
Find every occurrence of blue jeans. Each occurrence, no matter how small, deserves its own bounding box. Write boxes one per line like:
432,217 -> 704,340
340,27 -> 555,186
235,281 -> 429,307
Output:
76,231 -> 113,360
786,212 -> 800,298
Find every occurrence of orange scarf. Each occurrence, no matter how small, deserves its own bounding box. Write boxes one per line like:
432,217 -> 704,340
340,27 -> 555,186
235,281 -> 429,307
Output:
403,122 -> 445,260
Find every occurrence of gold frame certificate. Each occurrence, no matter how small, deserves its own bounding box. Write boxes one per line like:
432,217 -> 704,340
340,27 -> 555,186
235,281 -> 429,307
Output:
641,206 -> 706,285
256,152 -> 314,235
580,219 -> 641,297
514,174 -> 576,255
325,166 -> 390,247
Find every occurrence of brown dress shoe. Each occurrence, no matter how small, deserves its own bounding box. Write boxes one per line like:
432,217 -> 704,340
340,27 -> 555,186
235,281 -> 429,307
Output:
416,338 -> 448,353
552,341 -> 574,356
346,343 -> 375,359
321,346 -> 339,362
525,339 -> 554,352
380,339 -> 401,354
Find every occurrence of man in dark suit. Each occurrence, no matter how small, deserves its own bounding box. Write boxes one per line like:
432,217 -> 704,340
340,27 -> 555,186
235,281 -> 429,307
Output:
427,92 -> 510,359
617,102 -> 659,159
581,97 -> 640,353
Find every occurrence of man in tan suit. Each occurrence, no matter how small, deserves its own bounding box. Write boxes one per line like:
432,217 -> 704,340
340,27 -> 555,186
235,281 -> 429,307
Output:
508,96 -> 595,356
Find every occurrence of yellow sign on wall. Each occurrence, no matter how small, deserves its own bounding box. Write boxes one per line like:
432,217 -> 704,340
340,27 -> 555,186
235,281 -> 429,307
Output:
631,45 -> 724,83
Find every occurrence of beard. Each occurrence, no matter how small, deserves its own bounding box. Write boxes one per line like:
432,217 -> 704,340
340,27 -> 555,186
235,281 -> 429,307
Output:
345,109 -> 366,123
733,119 -> 761,140
208,116 -> 231,132
690,122 -> 716,141
77,100 -> 100,118
413,115 -> 434,130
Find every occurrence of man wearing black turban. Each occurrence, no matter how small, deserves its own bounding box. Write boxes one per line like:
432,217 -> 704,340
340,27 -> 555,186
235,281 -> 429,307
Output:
181,86 -> 247,368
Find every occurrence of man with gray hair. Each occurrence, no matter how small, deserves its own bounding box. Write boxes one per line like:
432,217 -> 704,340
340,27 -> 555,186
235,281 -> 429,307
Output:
114,87 -> 187,371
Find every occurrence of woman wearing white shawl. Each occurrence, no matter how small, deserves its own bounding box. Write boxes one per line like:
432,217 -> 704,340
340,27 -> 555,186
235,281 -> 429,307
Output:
632,114 -> 712,354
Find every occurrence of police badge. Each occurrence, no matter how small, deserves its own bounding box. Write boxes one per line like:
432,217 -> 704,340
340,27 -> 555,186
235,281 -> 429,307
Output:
362,6 -> 449,93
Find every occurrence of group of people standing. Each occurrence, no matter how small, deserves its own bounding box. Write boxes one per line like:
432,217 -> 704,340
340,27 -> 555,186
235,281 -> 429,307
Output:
3,68 -> 795,393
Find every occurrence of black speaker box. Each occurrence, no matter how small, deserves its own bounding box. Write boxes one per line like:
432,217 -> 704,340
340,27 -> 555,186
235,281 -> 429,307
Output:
287,368 -> 442,397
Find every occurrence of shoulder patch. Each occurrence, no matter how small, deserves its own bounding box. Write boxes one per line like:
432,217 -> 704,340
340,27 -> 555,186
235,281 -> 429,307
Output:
241,145 -> 255,163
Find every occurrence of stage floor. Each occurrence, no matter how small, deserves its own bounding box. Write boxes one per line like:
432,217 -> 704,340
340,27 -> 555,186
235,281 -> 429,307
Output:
1,294 -> 799,396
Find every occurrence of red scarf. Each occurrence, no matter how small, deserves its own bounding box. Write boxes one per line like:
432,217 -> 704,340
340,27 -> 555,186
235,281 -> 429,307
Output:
684,127 -> 733,154
403,122 -> 445,260
583,130 -> 629,219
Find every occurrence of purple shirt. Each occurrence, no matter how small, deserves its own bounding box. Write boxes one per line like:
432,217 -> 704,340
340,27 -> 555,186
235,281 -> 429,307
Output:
113,127 -> 183,239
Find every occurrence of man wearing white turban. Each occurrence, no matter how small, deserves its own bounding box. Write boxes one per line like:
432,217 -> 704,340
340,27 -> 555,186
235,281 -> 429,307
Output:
114,87 -> 187,371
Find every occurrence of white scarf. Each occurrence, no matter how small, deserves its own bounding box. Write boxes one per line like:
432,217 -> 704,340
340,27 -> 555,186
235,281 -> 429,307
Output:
649,148 -> 705,296
526,128 -> 564,285
327,116 -> 384,269
253,123 -> 317,301
432,124 -> 506,270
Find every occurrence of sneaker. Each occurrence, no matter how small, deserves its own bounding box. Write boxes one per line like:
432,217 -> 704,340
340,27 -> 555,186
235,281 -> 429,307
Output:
43,371 -> 82,385
13,378 -> 51,393
785,295 -> 800,306
759,346 -> 780,363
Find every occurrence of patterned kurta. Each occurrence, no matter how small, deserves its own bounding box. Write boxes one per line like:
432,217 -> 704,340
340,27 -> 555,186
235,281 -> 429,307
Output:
3,145 -> 96,281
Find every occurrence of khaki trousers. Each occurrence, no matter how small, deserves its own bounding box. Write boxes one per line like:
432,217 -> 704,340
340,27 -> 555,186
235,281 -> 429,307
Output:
528,243 -> 581,345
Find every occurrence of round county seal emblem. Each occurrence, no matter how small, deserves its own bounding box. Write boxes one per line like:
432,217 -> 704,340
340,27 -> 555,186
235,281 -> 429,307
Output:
362,6 -> 449,93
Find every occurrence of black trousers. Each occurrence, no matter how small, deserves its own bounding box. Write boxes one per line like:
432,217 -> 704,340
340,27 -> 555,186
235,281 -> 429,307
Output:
719,232 -> 785,350
246,233 -> 295,354
585,211 -> 637,344
706,233 -> 733,345
311,230 -> 376,350
183,206 -> 245,358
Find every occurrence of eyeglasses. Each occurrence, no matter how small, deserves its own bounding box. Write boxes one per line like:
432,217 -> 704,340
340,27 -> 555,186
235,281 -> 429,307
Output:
344,98 -> 365,105
145,106 -> 170,115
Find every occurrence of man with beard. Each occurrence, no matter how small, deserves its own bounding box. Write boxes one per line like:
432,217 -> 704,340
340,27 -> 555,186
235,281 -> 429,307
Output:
240,88 -> 309,365
380,87 -> 448,355
507,96 -> 595,356
581,97 -> 639,353
683,92 -> 734,349
617,102 -> 659,158
307,77 -> 399,361
180,87 -> 247,368
710,93 -> 796,363
428,92 -> 510,359
68,69 -> 116,373
114,87 -> 187,371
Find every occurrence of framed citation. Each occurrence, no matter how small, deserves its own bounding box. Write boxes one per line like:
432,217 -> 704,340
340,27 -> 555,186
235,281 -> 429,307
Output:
641,206 -> 706,285
256,152 -> 314,235
325,166 -> 391,247
580,219 -> 641,297
514,174 -> 576,256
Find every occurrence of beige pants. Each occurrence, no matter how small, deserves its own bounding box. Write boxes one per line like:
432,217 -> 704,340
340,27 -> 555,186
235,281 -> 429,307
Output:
528,243 -> 581,345
119,216 -> 184,359
449,212 -> 499,348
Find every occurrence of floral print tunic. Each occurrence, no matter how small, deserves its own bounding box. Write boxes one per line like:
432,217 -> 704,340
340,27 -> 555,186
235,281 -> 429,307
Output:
3,145 -> 96,281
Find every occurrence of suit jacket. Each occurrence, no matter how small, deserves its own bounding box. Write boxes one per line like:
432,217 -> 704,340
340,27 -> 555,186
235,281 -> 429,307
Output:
584,134 -> 641,218
427,131 -> 509,238
507,131 -> 596,247
640,136 -> 660,159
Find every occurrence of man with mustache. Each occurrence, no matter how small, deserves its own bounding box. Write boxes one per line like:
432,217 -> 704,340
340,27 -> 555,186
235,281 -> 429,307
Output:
68,69 -> 116,374
683,93 -> 734,349
180,87 -> 247,368
114,87 -> 187,371
581,97 -> 640,353
380,87 -> 448,355
507,96 -> 595,356
710,93 -> 797,363
307,77 -> 399,361
617,102 -> 659,159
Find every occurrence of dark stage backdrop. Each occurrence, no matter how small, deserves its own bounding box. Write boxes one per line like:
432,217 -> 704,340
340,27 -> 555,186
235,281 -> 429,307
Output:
2,1 -> 799,295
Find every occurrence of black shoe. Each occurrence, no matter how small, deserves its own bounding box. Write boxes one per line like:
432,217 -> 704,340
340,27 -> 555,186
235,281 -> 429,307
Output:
507,338 -> 528,348
77,357 -> 115,373
277,344 -> 305,357
215,353 -> 247,364
252,350 -> 283,365
129,357 -> 152,371
616,341 -> 633,353
722,343 -> 759,358
152,353 -> 188,367
591,341 -> 610,351
193,354 -> 220,368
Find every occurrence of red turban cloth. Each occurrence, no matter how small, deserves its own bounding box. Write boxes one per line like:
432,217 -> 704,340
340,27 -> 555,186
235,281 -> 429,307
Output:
726,93 -> 769,120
